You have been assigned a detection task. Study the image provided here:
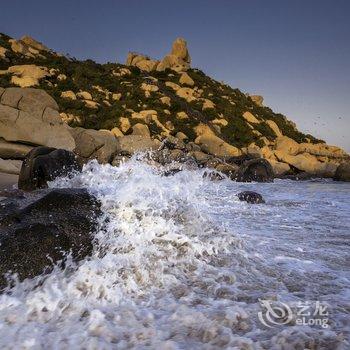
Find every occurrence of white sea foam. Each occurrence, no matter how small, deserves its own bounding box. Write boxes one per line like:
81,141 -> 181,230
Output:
0,157 -> 349,349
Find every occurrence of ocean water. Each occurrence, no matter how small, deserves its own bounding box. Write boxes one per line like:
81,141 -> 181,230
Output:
0,157 -> 349,349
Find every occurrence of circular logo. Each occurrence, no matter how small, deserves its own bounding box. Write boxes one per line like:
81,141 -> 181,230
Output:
258,299 -> 294,328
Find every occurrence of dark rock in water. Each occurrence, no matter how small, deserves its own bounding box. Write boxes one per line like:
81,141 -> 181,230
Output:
334,162 -> 350,182
162,168 -> 182,177
0,188 -> 101,289
237,191 -> 265,204
236,158 -> 274,182
227,154 -> 256,166
203,170 -> 225,181
18,147 -> 81,191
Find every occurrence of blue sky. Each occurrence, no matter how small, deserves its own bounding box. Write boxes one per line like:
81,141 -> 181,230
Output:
1,0 -> 349,151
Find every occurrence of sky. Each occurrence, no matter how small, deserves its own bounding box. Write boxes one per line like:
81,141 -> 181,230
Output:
1,0 -> 349,151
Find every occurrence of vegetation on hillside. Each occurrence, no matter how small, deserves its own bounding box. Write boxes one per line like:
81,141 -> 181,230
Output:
0,33 -> 323,147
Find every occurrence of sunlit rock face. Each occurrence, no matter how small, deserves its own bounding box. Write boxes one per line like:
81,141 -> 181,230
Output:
126,37 -> 191,72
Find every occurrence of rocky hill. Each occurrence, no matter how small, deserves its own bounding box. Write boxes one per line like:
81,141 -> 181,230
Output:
0,32 -> 349,179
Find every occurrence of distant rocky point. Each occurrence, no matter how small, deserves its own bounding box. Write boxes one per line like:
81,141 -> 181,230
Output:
0,32 -> 349,181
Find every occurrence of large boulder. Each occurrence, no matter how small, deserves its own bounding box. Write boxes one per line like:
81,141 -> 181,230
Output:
7,65 -> 50,87
18,147 -> 81,191
195,125 -> 241,159
334,162 -> 350,182
116,135 -> 159,156
70,128 -> 118,163
275,151 -> 337,177
0,88 -> 75,150
157,37 -> 191,72
236,158 -> 274,182
274,136 -> 300,156
0,138 -> 33,159
268,159 -> 291,176
0,158 -> 22,175
0,188 -> 101,289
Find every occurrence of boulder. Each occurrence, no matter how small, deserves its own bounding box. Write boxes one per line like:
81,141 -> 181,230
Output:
70,128 -> 118,163
0,88 -> 75,150
157,38 -> 191,72
20,35 -> 50,52
250,95 -> 264,107
0,46 -> 7,58
334,162 -> 350,182
299,143 -> 348,159
274,136 -> 300,156
189,151 -> 211,164
179,72 -> 194,86
175,132 -> 188,141
1,87 -> 58,112
76,91 -> 92,100
0,138 -> 33,159
0,158 -> 22,175
160,135 -> 186,150
110,127 -> 124,137
215,162 -> 239,180
0,188 -> 101,289
119,117 -> 131,133
237,191 -> 265,204
202,98 -> 215,110
136,59 -> 159,72
61,90 -> 77,100
176,87 -> 197,102
274,151 -> 335,176
116,135 -> 159,156
195,125 -> 241,159
236,158 -> 274,182
160,96 -> 171,106
18,147 -> 81,191
171,38 -> 191,63
243,111 -> 260,124
266,120 -> 282,137
132,123 -> 150,137
268,159 -> 290,176
7,65 -> 50,87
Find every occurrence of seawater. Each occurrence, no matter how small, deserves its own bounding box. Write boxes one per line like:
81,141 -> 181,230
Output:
0,157 -> 349,349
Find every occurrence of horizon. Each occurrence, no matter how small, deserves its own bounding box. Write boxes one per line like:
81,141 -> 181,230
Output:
1,0 -> 349,151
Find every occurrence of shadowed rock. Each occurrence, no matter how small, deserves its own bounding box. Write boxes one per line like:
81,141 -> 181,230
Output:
334,162 -> 350,182
0,188 -> 101,289
237,191 -> 265,204
236,158 -> 274,182
18,147 -> 81,191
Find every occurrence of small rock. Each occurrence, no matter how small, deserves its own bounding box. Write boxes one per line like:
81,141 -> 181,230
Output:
237,191 -> 265,204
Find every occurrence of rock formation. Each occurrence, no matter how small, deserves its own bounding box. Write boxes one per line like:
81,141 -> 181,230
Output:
0,32 -> 349,181
125,38 -> 191,72
0,87 -> 75,174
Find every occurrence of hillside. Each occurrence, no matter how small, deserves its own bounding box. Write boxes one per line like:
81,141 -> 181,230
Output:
0,33 -> 349,178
